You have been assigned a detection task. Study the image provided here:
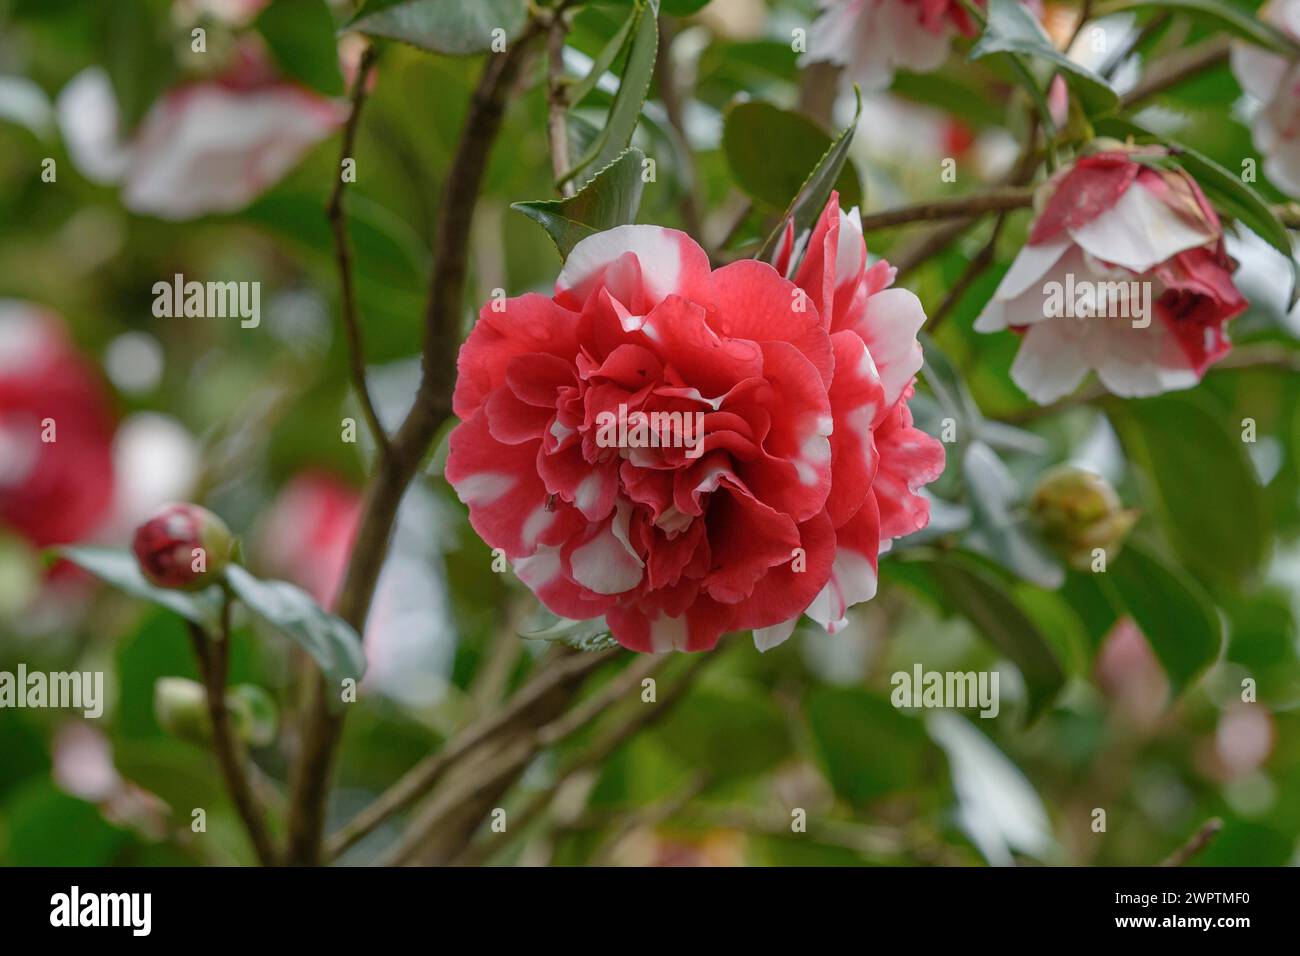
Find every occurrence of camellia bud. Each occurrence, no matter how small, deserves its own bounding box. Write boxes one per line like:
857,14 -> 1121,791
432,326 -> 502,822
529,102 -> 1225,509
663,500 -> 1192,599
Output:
1030,465 -> 1138,570
154,677 -> 212,744
132,503 -> 235,590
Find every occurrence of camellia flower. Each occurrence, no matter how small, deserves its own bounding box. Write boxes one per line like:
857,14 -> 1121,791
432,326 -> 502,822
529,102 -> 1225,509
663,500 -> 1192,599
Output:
976,147 -> 1247,404
0,302 -> 115,548
445,194 -> 944,653
56,43 -> 345,221
802,0 -> 980,92
1230,0 -> 1300,196
132,502 -> 234,590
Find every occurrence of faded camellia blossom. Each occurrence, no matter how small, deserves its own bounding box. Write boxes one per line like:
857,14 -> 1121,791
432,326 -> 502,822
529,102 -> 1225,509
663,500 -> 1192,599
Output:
132,503 -> 234,590
0,302 -> 115,548
802,0 -> 980,92
976,146 -> 1247,404
1230,0 -> 1300,197
56,43 -> 345,221
445,194 -> 944,653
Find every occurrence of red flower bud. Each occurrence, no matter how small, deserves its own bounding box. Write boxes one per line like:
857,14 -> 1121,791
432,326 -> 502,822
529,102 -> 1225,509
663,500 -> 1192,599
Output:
131,503 -> 234,590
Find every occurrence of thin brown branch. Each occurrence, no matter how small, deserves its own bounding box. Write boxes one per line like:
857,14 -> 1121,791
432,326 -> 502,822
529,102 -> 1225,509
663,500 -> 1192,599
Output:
284,22 -> 546,866
455,653 -> 709,865
1120,35 -> 1231,109
325,646 -> 619,860
924,215 -> 1006,334
654,18 -> 703,236
377,652 -> 662,866
859,187 -> 1035,233
546,11 -> 575,196
1159,817 -> 1223,867
328,45 -> 389,457
188,605 -> 278,866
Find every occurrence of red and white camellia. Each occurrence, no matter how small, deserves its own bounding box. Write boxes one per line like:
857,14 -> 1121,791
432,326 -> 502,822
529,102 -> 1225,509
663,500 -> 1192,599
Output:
802,0 -> 980,92
56,43 -> 345,221
0,302 -> 115,548
976,147 -> 1247,404
1231,0 -> 1300,197
445,195 -> 944,653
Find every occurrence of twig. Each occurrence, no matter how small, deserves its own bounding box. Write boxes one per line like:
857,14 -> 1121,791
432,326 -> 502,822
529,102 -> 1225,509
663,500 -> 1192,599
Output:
546,11 -> 575,196
285,20 -> 546,866
455,653 -> 709,865
924,215 -> 1006,333
325,646 -> 619,860
376,653 -> 662,865
1159,817 -> 1223,867
188,601 -> 278,866
327,45 -> 389,457
588,771 -> 710,865
859,187 -> 1035,233
1120,35 -> 1231,108
654,18 -> 703,236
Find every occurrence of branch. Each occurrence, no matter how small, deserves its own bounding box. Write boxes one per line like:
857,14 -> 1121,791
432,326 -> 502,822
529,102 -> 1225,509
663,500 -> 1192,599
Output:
325,645 -> 619,860
188,601 -> 278,866
328,45 -> 389,457
924,215 -> 1006,333
859,187 -> 1035,233
454,653 -> 708,865
1120,35 -> 1231,109
284,22 -> 545,866
546,10 -> 575,196
376,653 -> 664,866
1159,817 -> 1223,867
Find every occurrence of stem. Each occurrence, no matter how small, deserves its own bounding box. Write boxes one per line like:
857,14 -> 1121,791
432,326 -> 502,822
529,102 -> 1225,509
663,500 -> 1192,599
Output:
924,215 -> 1006,333
546,11 -> 575,196
285,21 -> 546,866
328,45 -> 388,457
188,597 -> 278,866
654,18 -> 703,237
1120,35 -> 1231,108
859,187 -> 1035,233
325,646 -> 619,860
1159,817 -> 1223,867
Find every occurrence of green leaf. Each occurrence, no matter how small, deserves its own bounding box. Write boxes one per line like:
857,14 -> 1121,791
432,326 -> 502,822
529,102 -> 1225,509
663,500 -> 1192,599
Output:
1101,0 -> 1300,58
969,0 -> 1119,116
1096,116 -> 1300,307
225,565 -> 366,695
347,0 -> 527,56
808,688 -> 933,804
512,147 -> 647,258
255,0 -> 344,96
518,606 -> 618,652
723,101 -> 862,212
963,441 -> 1065,588
567,7 -> 638,108
56,546 -> 222,629
1103,541 -> 1222,695
601,0 -> 709,13
1107,392 -> 1268,587
923,554 -> 1067,721
562,0 -> 659,189
757,86 -> 863,262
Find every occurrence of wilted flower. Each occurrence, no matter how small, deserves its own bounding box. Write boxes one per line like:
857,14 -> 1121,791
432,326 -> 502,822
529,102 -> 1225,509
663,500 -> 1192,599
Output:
132,502 -> 234,590
1231,0 -> 1300,197
445,194 -> 943,653
976,146 -> 1247,404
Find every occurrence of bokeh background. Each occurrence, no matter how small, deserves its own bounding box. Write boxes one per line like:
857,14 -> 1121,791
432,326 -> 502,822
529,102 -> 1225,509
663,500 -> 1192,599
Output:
0,0 -> 1298,866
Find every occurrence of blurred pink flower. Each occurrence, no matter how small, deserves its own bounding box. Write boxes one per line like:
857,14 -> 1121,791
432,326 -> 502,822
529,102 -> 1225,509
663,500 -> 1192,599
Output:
1230,0 -> 1300,197
256,472 -> 361,610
